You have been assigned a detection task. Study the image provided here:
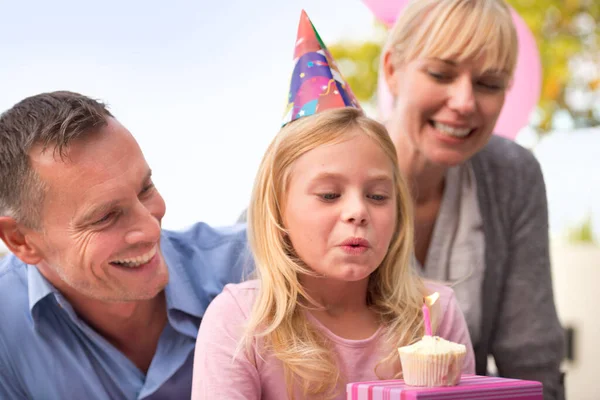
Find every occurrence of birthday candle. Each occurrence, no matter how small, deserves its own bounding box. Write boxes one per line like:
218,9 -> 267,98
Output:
422,303 -> 432,336
422,292 -> 439,336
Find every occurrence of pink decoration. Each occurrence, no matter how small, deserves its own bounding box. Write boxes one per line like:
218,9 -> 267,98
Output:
359,0 -> 410,27
498,9 -> 542,140
422,303 -> 432,336
362,0 -> 542,141
347,374 -> 544,399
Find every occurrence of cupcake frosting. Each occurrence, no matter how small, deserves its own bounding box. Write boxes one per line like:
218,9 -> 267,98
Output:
398,336 -> 466,387
399,335 -> 466,355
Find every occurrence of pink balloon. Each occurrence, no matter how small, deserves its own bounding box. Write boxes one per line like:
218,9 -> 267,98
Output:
363,0 -> 542,141
360,0 -> 410,27
497,9 -> 542,140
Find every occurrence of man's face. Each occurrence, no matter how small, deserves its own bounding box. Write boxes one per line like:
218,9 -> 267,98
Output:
26,117 -> 169,302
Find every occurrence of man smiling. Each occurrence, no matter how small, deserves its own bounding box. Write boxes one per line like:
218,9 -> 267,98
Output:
0,91 -> 250,399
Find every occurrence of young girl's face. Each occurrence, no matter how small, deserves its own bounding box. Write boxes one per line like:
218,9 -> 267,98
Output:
283,129 -> 397,282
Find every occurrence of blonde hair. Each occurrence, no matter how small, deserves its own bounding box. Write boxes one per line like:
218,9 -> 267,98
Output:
384,0 -> 518,77
245,107 -> 426,398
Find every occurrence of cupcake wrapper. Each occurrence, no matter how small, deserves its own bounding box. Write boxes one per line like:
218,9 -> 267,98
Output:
398,350 -> 465,387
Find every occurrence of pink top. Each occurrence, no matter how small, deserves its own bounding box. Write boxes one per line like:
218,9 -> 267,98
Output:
191,280 -> 475,400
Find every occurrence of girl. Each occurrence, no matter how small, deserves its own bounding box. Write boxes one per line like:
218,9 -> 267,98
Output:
191,108 -> 474,399
192,10 -> 474,400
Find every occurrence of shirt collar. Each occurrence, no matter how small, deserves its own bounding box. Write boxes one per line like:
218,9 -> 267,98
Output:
160,230 -> 204,319
28,264 -> 59,319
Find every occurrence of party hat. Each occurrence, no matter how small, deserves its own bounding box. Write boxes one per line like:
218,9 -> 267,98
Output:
282,10 -> 362,126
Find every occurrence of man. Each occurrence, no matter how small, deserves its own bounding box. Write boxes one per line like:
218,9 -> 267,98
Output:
0,91 -> 250,399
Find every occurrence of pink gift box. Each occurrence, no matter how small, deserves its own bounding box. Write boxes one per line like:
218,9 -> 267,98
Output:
347,374 -> 543,399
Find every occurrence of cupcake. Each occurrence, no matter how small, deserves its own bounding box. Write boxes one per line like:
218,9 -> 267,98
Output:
398,335 -> 466,387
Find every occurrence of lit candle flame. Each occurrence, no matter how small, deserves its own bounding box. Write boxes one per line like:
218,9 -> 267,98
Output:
425,292 -> 440,307
422,292 -> 439,336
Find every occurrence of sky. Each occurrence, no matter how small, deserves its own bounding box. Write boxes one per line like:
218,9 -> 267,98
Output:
0,0 -> 376,231
0,0 -> 598,252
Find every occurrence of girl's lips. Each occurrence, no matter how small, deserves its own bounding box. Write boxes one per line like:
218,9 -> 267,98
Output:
339,237 -> 370,247
338,237 -> 370,255
340,245 -> 369,255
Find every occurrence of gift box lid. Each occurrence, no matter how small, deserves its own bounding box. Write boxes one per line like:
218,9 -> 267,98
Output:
347,374 -> 543,400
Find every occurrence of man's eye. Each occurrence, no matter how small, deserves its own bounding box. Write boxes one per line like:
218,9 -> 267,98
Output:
140,183 -> 155,195
93,212 -> 116,225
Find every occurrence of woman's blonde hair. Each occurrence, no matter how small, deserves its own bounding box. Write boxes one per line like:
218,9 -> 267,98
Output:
245,107 -> 426,398
384,0 -> 518,78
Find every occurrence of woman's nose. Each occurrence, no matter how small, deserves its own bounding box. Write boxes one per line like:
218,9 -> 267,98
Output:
447,76 -> 476,116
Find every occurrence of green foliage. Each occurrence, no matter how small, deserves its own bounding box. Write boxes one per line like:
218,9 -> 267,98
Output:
330,41 -> 382,102
329,1 -> 600,135
567,214 -> 597,244
509,0 -> 600,132
329,22 -> 388,104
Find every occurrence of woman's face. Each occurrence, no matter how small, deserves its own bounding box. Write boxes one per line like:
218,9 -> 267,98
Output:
384,54 -> 509,167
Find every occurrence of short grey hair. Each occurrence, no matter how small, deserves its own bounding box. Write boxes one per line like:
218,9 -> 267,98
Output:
0,91 -> 113,228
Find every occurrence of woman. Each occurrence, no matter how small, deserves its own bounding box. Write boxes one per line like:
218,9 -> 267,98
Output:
379,0 -> 564,399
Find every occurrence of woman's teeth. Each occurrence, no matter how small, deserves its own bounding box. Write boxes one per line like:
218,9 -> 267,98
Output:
433,122 -> 472,138
111,247 -> 157,268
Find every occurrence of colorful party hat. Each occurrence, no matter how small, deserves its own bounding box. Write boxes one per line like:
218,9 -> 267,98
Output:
282,10 -> 362,126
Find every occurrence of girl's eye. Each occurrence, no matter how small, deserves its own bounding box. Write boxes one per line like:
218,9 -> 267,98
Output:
318,193 -> 340,201
369,194 -> 388,202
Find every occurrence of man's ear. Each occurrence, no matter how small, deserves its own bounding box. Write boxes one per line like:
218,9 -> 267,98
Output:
0,217 -> 43,265
381,49 -> 400,98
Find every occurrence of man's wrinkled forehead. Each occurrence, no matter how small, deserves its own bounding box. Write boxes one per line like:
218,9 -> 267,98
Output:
27,120 -> 149,219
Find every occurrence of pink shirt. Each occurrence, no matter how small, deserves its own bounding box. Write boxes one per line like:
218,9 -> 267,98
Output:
192,280 -> 475,400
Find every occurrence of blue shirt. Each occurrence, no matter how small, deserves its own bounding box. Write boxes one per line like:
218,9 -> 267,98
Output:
0,222 -> 251,399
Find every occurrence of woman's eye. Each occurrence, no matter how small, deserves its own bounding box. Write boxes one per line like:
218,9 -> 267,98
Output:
477,81 -> 505,91
428,71 -> 451,81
